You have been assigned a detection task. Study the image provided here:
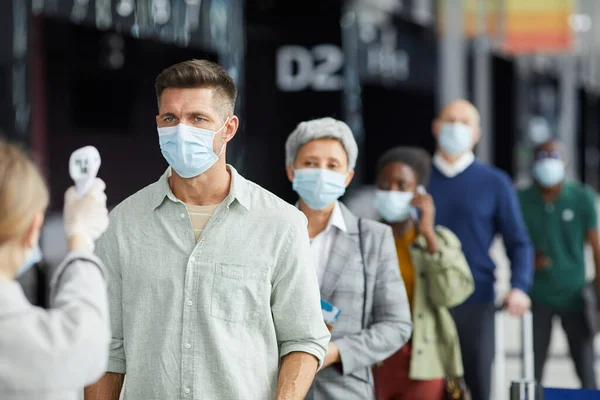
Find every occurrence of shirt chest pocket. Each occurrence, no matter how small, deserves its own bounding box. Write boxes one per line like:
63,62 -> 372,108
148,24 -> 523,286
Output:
210,263 -> 270,323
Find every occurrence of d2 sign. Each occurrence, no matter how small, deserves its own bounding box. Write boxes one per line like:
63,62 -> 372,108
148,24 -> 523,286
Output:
276,44 -> 344,92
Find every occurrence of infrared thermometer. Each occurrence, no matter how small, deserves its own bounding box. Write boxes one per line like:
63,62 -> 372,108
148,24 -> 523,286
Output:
69,146 -> 101,196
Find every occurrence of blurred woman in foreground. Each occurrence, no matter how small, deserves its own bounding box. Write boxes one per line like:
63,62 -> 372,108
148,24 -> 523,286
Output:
0,140 -> 110,399
373,147 -> 474,400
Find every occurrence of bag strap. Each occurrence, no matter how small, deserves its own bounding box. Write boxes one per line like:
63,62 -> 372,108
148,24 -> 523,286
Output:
357,218 -> 376,398
358,218 -> 367,330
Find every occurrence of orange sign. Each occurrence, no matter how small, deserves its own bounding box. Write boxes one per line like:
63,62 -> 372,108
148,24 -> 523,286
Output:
502,0 -> 573,53
438,0 -> 574,54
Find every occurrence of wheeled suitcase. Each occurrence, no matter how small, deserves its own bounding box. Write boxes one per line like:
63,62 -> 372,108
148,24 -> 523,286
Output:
494,308 -> 543,400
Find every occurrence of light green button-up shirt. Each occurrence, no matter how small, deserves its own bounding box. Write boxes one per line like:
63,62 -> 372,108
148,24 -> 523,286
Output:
96,166 -> 330,400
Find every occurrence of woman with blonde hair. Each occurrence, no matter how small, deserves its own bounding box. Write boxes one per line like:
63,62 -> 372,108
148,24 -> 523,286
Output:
0,140 -> 111,399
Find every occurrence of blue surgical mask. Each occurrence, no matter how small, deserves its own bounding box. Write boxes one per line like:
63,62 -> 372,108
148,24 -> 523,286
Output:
438,122 -> 474,156
16,245 -> 42,278
533,158 -> 565,188
158,120 -> 228,178
293,168 -> 347,210
374,190 -> 414,223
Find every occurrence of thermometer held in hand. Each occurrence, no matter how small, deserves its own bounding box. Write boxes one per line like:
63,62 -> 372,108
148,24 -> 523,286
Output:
69,146 -> 101,196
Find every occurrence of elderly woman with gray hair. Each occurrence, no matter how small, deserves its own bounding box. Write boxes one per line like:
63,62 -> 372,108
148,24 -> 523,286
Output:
284,117 -> 412,399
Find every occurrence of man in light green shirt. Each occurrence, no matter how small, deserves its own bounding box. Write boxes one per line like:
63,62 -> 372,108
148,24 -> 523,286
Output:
85,60 -> 330,400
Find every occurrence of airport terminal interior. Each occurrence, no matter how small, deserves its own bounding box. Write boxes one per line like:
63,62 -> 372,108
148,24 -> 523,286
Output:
3,0 -> 600,399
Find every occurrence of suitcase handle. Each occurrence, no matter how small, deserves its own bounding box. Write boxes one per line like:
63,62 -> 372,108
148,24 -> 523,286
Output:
494,307 -> 535,400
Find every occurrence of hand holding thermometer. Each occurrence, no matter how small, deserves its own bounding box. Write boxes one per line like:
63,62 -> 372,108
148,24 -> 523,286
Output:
69,146 -> 101,196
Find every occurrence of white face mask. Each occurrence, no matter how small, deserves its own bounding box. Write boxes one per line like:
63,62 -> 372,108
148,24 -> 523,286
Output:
374,190 -> 414,223
292,168 -> 347,210
157,119 -> 228,178
533,158 -> 566,187
438,122 -> 474,156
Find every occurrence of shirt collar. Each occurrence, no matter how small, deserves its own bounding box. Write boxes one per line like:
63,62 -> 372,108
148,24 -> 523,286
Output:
152,165 -> 252,211
329,201 -> 347,233
532,180 -> 569,202
295,200 -> 348,233
433,152 -> 475,178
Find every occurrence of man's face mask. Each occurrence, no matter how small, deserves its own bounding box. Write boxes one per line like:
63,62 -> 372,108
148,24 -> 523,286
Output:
533,158 -> 565,188
157,119 -> 228,178
438,122 -> 474,156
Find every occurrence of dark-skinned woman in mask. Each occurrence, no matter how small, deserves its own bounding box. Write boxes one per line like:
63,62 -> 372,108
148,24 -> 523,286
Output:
372,147 -> 474,400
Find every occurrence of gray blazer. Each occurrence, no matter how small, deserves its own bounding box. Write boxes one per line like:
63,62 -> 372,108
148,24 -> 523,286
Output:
309,202 -> 413,400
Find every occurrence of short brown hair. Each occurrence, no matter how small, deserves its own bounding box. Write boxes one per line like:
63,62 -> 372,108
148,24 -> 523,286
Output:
155,59 -> 237,119
0,140 -> 49,245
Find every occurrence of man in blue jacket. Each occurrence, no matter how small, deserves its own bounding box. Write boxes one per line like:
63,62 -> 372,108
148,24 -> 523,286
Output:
428,99 -> 534,400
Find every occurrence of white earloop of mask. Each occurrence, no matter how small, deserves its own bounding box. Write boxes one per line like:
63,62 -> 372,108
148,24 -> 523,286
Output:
215,117 -> 230,158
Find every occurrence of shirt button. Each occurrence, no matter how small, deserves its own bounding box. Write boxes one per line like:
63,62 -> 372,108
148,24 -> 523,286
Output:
184,388 -> 191,394
187,300 -> 193,306
180,213 -> 186,219
189,256 -> 196,263
185,343 -> 192,349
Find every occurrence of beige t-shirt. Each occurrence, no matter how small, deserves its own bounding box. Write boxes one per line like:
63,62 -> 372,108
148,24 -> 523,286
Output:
186,203 -> 219,241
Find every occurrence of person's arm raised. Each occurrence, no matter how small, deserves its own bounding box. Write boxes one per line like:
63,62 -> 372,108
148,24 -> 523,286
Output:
82,183 -> 127,400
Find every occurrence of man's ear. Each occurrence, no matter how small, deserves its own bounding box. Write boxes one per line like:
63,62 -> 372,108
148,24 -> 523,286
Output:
472,126 -> 482,146
432,119 -> 441,138
223,115 -> 239,143
286,165 -> 295,183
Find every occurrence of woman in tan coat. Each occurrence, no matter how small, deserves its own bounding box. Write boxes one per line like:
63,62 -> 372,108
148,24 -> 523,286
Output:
372,147 -> 474,400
